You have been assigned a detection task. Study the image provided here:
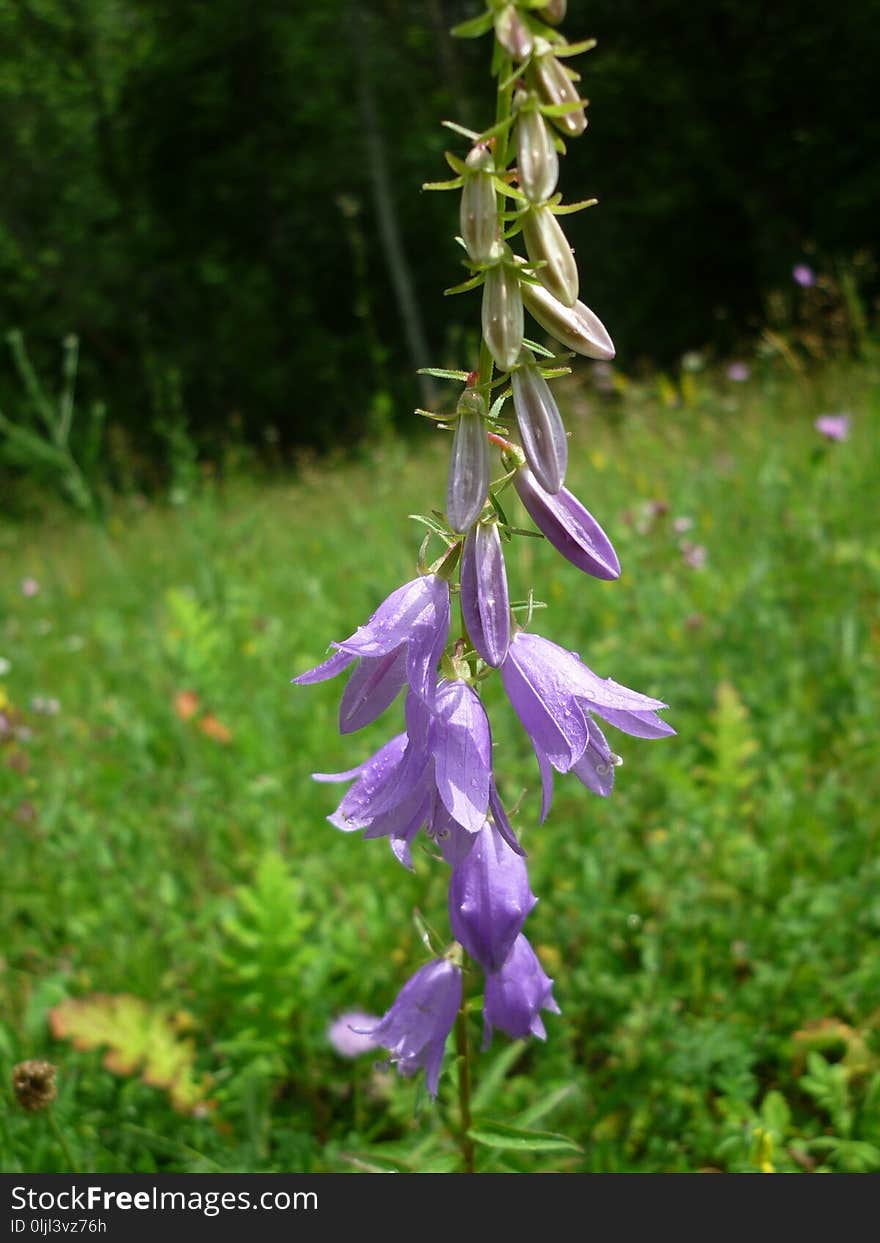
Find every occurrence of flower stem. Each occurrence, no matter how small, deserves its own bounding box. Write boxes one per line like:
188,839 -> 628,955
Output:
454,978 -> 476,1174
46,1107 -> 79,1173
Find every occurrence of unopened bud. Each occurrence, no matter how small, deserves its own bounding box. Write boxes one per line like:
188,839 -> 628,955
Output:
538,0 -> 567,24
460,147 -> 498,263
532,39 -> 587,137
482,263 -> 524,371
447,391 -> 489,532
521,206 -> 579,307
12,1060 -> 57,1112
511,356 -> 568,493
521,279 -> 614,359
515,98 -> 559,204
494,4 -> 533,61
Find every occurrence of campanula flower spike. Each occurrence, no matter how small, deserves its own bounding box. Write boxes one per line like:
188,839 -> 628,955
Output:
293,5 -> 672,1152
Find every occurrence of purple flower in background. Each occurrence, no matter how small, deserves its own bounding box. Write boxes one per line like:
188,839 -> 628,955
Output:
680,541 -> 708,571
814,413 -> 850,442
792,263 -> 816,288
726,361 -> 750,383
327,1011 -> 381,1058
482,934 -> 560,1046
514,468 -> 620,580
20,578 -> 40,598
460,522 -> 511,667
500,630 -> 673,819
365,956 -> 462,1097
292,574 -> 450,725
449,821 -> 536,972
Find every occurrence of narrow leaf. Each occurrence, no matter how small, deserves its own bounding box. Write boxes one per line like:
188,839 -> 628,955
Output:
451,10 -> 495,38
468,1118 -> 583,1153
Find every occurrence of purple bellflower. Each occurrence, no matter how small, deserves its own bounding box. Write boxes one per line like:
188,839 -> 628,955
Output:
483,934 -> 560,1047
364,956 -> 462,1097
449,820 -> 537,972
292,574 -> 450,725
514,467 -> 620,580
459,521 -> 511,667
500,630 -> 673,819
313,682 -> 494,864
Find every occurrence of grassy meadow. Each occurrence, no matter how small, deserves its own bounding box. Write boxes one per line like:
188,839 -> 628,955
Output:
1,357 -> 879,1173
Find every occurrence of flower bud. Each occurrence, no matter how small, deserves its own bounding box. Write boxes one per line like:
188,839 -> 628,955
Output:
447,390 -> 489,532
515,98 -> 559,203
482,263 -> 524,371
511,357 -> 568,493
494,4 -> 533,61
538,0 -> 566,24
532,39 -> 587,137
521,279 -> 615,359
460,521 -> 511,667
449,822 -> 536,972
460,146 -> 498,264
514,467 -> 620,580
521,206 -> 578,307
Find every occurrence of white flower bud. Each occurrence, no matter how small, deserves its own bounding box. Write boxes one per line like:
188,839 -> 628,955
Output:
482,263 -> 524,371
494,4 -> 533,61
538,0 -> 566,25
516,99 -> 559,203
460,146 -> 498,264
521,280 -> 614,359
521,205 -> 579,307
532,39 -> 587,137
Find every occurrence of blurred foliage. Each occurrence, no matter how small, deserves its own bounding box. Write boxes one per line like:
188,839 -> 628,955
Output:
1,356 -> 878,1171
0,0 -> 878,494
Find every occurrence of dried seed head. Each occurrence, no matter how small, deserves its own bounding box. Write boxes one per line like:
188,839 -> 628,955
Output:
12,1060 -> 57,1112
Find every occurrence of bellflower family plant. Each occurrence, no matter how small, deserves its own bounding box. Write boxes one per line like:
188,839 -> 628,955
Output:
294,0 -> 672,1169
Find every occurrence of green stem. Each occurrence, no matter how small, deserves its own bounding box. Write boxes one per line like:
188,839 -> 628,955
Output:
455,979 -> 476,1174
46,1107 -> 79,1174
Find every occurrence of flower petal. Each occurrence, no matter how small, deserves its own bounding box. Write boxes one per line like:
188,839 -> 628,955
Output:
432,681 -> 492,833
292,647 -> 355,685
501,634 -> 588,770
514,469 -> 620,580
460,523 -> 511,668
338,647 -> 408,734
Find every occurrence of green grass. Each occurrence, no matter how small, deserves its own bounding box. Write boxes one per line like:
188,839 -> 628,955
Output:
1,357 -> 879,1173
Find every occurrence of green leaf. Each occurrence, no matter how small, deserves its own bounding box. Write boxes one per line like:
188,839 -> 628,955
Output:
516,1084 -> 579,1129
451,10 -> 494,39
417,367 -> 470,381
414,408 -> 455,422
444,273 -> 486,297
493,177 -> 529,203
442,119 -> 481,142
409,512 -> 455,540
422,177 -> 464,192
468,1118 -> 583,1154
539,99 -> 588,118
445,151 -> 469,176
552,197 -> 599,215
552,38 -> 598,58
471,1042 -> 527,1111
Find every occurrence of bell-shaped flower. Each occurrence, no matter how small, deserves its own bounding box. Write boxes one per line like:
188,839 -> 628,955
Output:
511,356 -> 568,493
521,279 -> 614,360
460,521 -> 511,667
447,391 -> 489,533
365,956 -> 462,1098
521,206 -> 579,307
538,0 -> 566,24
482,934 -> 560,1047
313,682 -> 494,866
449,821 -> 536,972
500,630 -> 673,819
482,261 -> 524,372
460,146 -> 498,264
515,94 -> 559,204
514,467 -> 619,579
292,574 -> 450,720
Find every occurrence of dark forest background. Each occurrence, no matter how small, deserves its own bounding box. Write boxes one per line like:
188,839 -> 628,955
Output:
1,0 -> 878,477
